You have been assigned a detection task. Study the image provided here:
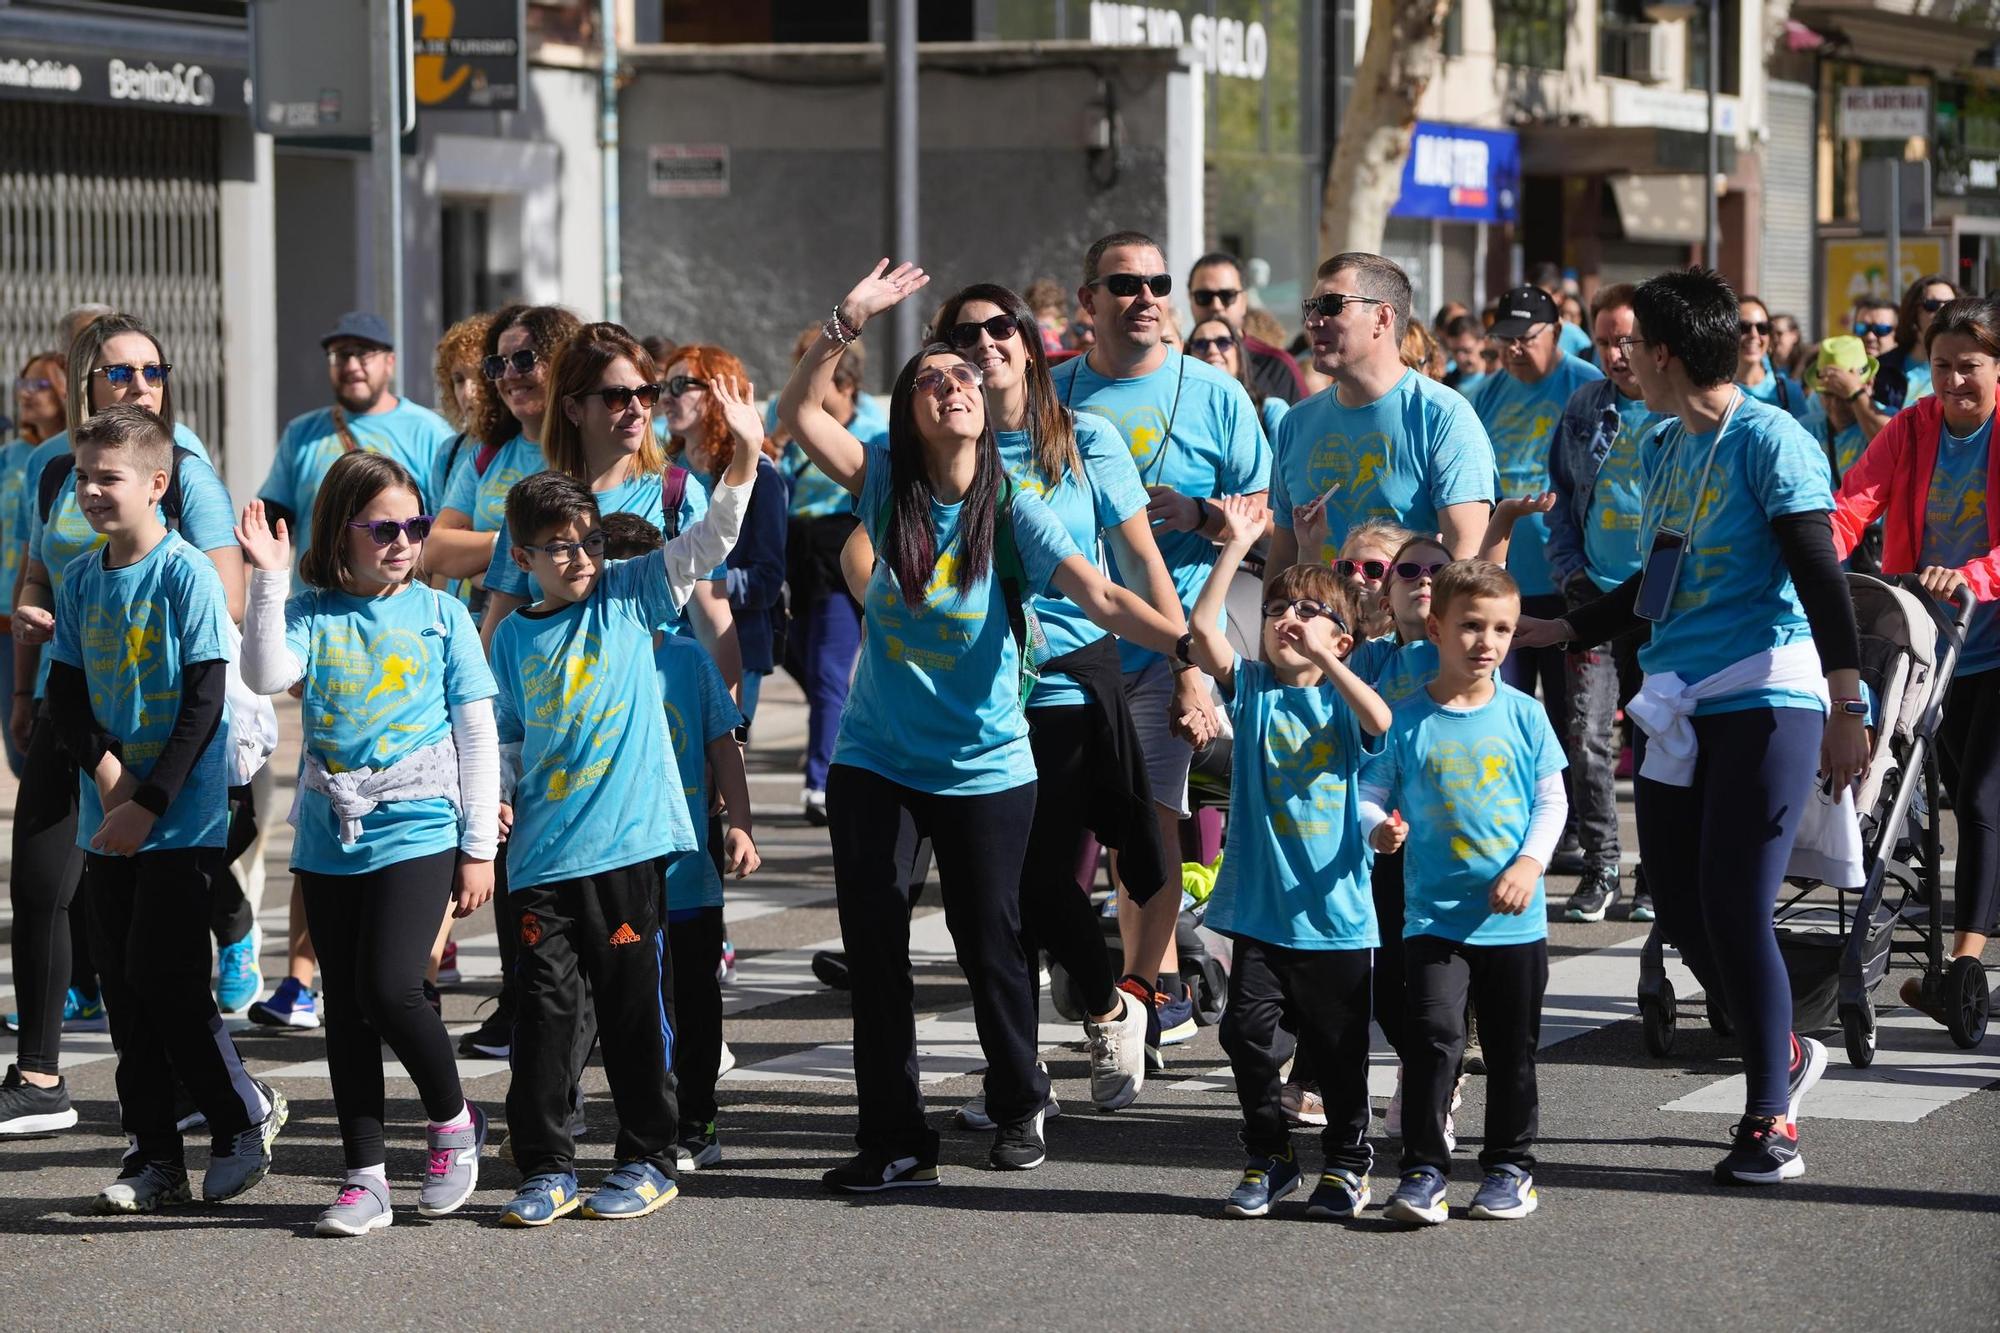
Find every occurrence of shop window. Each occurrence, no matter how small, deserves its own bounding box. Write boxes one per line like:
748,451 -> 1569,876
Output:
1684,0 -> 1741,97
1494,0 -> 1566,72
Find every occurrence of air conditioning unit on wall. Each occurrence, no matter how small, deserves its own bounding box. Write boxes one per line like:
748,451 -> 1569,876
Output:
1624,23 -> 1673,85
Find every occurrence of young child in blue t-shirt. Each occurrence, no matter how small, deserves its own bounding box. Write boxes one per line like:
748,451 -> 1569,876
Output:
599,512 -> 760,1174
46,405 -> 284,1216
1184,495 -> 1392,1220
1361,559 -> 1567,1226
490,449 -> 753,1227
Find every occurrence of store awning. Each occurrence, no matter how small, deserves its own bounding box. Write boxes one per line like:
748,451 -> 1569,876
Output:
1519,124 -> 1734,178
1611,174 -> 1708,245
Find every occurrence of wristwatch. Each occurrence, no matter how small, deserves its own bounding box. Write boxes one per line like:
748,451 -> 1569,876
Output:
1173,632 -> 1195,667
1832,697 -> 1868,717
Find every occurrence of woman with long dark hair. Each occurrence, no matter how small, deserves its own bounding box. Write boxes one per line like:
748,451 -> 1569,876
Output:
1187,314 -> 1289,441
778,261 -> 1184,1188
1876,274 -> 1960,408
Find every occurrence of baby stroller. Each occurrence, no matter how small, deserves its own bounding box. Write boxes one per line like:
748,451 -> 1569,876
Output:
1636,573 -> 1986,1066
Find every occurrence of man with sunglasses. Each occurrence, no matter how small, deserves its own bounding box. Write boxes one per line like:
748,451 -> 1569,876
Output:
1268,252 -> 1496,576
1187,251 -> 1306,405
1052,229 -> 1269,1055
257,312 -> 455,566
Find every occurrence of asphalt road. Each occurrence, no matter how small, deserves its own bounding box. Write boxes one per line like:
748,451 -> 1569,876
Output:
2,677 -> 1995,1331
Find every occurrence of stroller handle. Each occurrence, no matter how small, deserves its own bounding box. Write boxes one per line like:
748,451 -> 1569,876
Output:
1892,574 -> 1979,642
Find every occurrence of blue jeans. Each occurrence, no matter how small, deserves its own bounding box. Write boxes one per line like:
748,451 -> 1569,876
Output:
800,591 -> 862,791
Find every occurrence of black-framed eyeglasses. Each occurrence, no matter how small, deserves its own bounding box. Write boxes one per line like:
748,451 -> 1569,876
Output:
14,377 -> 54,393
1613,335 -> 1648,353
1738,320 -> 1772,337
483,349 -> 542,380
1187,335 -> 1236,357
1921,297 -> 1952,313
347,515 -> 435,546
1088,272 -> 1173,299
663,374 -> 707,398
914,363 -> 982,396
327,345 -> 389,367
1261,597 -> 1346,630
1336,558 -> 1390,581
573,383 -> 661,412
532,531 -> 607,562
1393,560 -> 1447,580
1853,321 -> 1895,338
1189,287 -> 1241,308
1300,292 -> 1386,321
945,316 -> 1019,351
94,363 -> 170,387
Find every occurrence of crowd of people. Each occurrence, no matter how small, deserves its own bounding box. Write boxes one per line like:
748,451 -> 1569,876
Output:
0,231 -> 1994,1230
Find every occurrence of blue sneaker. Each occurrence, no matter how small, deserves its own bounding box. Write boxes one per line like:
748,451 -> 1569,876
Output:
5,987 -> 108,1035
1304,1168 -> 1372,1219
498,1172 -> 582,1227
1468,1164 -> 1538,1219
215,926 -> 262,1015
1156,980 -> 1197,1046
1384,1166 -> 1450,1226
1222,1147 -> 1302,1218
580,1161 -> 678,1219
248,977 -> 319,1030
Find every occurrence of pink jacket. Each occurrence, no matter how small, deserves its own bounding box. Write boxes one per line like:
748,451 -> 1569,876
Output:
1831,394 -> 2000,600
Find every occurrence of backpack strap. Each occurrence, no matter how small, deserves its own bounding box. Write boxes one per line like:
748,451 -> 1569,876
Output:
161,445 -> 193,534
35,445 -> 190,532
992,474 -> 1040,706
663,464 -> 690,539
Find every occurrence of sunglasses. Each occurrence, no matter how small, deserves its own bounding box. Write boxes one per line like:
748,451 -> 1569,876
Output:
14,377 -> 53,393
1189,287 -> 1241,308
533,531 -> 607,562
1300,292 -> 1387,320
483,349 -> 542,380
1187,335 -> 1236,357
347,515 -> 435,546
94,363 -> 171,387
1393,560 -> 1447,580
914,363 -> 982,396
1261,598 -> 1348,630
663,374 -> 706,398
1739,320 -> 1772,337
1853,322 -> 1895,338
1088,272 -> 1173,299
573,383 -> 661,411
1921,297 -> 1951,313
1336,558 -> 1390,581
945,316 -> 1019,350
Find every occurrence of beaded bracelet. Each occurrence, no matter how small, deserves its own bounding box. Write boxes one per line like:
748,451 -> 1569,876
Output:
826,306 -> 860,345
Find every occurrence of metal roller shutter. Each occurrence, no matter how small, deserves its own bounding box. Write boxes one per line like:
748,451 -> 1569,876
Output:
1760,80 -> 1815,326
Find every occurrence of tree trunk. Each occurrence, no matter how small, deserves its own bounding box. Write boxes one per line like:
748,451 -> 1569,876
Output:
1318,0 -> 1455,258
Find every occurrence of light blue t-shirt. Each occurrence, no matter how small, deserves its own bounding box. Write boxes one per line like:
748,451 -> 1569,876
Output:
1049,352 -> 1268,671
1583,394 -> 1665,591
1452,372 -> 1489,401
1739,361 -> 1810,422
1258,396 -> 1289,442
1345,634 -> 1403,687
285,582 -> 496,874
1906,362 -> 1935,402
441,432 -> 544,531
1473,355 -> 1605,596
1804,399 -> 1869,481
835,444 -> 1078,795
773,394 -> 890,520
1362,683 -> 1565,946
51,532 -> 231,853
1272,370 -> 1496,566
1558,321 -> 1593,361
257,399 -> 456,550
492,551 -> 698,890
0,439 -> 33,616
1637,395 -> 1832,715
1205,655 -> 1380,950
657,633 -> 742,913
1919,414 -> 1997,675
483,467 -> 710,604
997,412 -> 1147,708
1371,637 -> 1440,708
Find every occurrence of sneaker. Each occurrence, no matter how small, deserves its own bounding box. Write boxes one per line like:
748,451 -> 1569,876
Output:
989,1105 -> 1047,1171
1222,1147 -> 1302,1218
1156,980 -> 1198,1046
1383,1166 -> 1450,1225
956,1071 -> 1061,1132
1786,1034 -> 1828,1126
418,1104 -> 486,1217
1562,865 -> 1620,923
202,1082 -> 287,1201
499,1171 -> 583,1226
5,986 -> 112,1036
1713,1116 -> 1804,1185
717,1040 -> 737,1078
93,1159 -> 193,1215
1628,869 -> 1656,922
674,1122 -> 721,1172
1468,1164 -> 1539,1219
581,1161 -> 678,1219
1304,1168 -> 1371,1219
0,1065 -> 79,1135
822,1148 -> 940,1193
215,927 -> 262,1015
1462,1006 -> 1486,1075
717,938 -> 737,985
1083,991 -> 1147,1111
811,950 -> 852,991
458,993 -> 514,1059
802,788 -> 829,826
1281,1082 -> 1327,1128
314,1175 -> 394,1237
1117,976 -> 1166,1071
436,939 -> 461,987
248,977 -> 319,1030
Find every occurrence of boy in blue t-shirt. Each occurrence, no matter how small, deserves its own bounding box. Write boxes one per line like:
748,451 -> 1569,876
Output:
490,454 -> 755,1227
1184,495 -> 1393,1219
45,405 -> 283,1215
1360,559 -> 1567,1227
599,513 -> 761,1173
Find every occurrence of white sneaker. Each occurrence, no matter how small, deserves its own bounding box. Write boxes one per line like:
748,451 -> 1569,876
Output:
1083,993 -> 1147,1111
955,1062 -> 1060,1131
801,788 -> 828,826
717,1040 -> 737,1077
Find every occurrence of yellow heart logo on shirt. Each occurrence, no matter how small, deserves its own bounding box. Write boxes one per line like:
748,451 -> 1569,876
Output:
82,601 -> 166,712
310,623 -> 435,762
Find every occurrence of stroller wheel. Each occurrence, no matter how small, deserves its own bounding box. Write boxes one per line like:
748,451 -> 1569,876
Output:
1640,979 -> 1677,1058
1705,991 -> 1735,1039
1841,999 -> 1877,1068
1944,956 -> 1990,1050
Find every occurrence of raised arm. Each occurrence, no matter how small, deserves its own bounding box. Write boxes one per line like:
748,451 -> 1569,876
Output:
234,502 -> 307,694
1478,491 -> 1558,567
776,260 -> 930,495
1185,494 -> 1266,687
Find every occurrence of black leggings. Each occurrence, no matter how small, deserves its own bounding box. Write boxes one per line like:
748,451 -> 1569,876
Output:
827,763 -> 1041,1157
300,850 -> 464,1169
1937,666 -> 2000,938
7,708 -> 91,1075
667,904 -> 726,1129
1019,706 -> 1118,1016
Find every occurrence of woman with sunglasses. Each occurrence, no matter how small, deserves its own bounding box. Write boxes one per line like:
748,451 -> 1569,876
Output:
1875,275 -> 1961,409
932,282 -> 1184,1116
1734,296 -> 1810,422
0,313 -> 243,1138
779,261 -> 1185,1188
1187,315 -> 1288,442
0,352 -> 64,771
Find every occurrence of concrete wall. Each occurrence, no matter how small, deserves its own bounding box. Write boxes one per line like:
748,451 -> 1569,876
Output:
618,44 -> 1195,390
